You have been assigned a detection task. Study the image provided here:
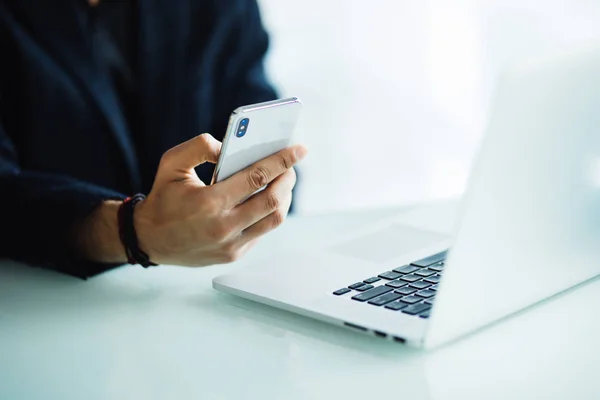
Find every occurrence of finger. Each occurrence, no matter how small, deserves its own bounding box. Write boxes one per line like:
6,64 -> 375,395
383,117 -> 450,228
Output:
237,186 -> 293,245
231,238 -> 260,262
228,168 -> 296,231
159,134 -> 221,179
243,238 -> 259,252
215,145 -> 306,208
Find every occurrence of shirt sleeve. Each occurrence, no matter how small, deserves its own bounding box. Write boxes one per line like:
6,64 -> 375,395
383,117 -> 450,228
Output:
0,122 -> 127,279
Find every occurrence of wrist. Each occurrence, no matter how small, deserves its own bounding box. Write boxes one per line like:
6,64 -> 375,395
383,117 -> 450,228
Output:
74,200 -> 128,264
132,198 -> 162,265
117,195 -> 159,267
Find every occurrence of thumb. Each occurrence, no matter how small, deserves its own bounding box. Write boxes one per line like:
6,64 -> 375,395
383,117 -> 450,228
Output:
158,133 -> 222,181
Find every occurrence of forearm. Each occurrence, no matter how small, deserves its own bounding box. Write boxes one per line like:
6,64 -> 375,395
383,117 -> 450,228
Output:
0,167 -> 129,277
73,200 -> 128,264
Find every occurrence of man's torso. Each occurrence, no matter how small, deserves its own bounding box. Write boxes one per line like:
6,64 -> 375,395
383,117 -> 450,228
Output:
0,0 -> 276,193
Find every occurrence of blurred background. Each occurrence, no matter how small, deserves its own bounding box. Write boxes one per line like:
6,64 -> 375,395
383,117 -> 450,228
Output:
256,0 -> 600,215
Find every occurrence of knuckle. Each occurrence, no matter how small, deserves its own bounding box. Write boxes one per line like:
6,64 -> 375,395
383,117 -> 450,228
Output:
248,166 -> 270,189
225,252 -> 241,263
196,133 -> 212,148
159,150 -> 174,169
208,221 -> 230,242
200,194 -> 222,215
265,191 -> 281,211
279,152 -> 295,170
270,210 -> 286,228
221,244 -> 241,263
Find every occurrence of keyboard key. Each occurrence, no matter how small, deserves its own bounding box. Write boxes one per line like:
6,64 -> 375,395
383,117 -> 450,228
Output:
385,301 -> 409,311
356,284 -> 374,292
409,281 -> 431,290
400,295 -> 422,304
395,287 -> 417,295
393,265 -> 419,274
386,280 -> 408,289
368,292 -> 402,306
363,277 -> 381,284
424,275 -> 441,284
352,285 -> 393,302
378,271 -> 402,280
416,290 -> 436,298
419,310 -> 431,318
411,251 -> 448,267
402,303 -> 431,315
415,269 -> 436,277
429,262 -> 444,272
400,274 -> 421,282
333,288 -> 351,295
424,299 -> 435,305
349,282 -> 366,290
431,284 -> 440,291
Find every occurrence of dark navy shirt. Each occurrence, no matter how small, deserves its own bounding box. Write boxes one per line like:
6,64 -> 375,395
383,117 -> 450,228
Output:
94,2 -> 137,135
93,2 -> 142,165
0,0 -> 278,277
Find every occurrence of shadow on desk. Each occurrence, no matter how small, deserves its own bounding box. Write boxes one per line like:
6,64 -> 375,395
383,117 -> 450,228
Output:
204,291 -> 423,358
0,260 -> 162,314
0,259 -> 420,359
0,261 -> 435,400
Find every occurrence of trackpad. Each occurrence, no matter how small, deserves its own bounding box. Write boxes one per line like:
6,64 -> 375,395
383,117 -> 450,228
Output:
331,224 -> 448,263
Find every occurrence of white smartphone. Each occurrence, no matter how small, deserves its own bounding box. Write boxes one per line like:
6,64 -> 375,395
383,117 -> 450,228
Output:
211,97 -> 303,184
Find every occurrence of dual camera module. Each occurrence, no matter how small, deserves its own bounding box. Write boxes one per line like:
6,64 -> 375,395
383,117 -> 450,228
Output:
236,118 -> 250,138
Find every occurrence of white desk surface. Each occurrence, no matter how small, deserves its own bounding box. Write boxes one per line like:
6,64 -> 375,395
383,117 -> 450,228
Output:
1,202 -> 598,400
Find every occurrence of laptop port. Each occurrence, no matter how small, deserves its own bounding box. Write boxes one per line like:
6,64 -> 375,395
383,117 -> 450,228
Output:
373,331 -> 387,338
393,336 -> 406,344
344,322 -> 367,331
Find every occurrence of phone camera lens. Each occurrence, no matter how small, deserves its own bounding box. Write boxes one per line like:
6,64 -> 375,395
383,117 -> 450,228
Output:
236,118 -> 249,137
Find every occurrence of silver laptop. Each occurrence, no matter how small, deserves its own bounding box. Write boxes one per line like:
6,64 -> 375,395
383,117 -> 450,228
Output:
213,43 -> 600,349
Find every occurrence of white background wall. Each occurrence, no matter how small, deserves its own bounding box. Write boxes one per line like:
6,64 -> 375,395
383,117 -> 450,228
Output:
257,0 -> 600,215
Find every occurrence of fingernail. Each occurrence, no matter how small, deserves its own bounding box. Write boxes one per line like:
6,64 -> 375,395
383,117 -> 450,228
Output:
295,146 -> 308,160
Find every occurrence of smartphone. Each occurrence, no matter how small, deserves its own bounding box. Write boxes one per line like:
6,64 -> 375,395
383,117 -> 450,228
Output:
211,97 -> 303,184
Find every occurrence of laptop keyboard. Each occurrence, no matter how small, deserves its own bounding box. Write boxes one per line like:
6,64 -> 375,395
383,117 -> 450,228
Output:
332,250 -> 447,319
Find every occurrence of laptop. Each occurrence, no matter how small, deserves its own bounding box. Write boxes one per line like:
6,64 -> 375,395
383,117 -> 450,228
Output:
213,43 -> 600,349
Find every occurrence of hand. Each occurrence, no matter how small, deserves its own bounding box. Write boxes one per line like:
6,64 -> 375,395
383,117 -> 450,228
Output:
134,133 -> 306,266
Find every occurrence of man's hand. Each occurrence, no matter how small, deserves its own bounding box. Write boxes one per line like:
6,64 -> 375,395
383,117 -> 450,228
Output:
135,133 -> 306,266
75,134 -> 306,267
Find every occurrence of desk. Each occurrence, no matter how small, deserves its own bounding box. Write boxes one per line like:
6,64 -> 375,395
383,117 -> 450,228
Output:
1,202 -> 598,400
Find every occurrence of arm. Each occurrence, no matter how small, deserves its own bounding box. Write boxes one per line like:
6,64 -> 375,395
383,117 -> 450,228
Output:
1,124 -> 306,277
1,0 -> 302,275
75,134 -> 308,269
0,124 -> 128,278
